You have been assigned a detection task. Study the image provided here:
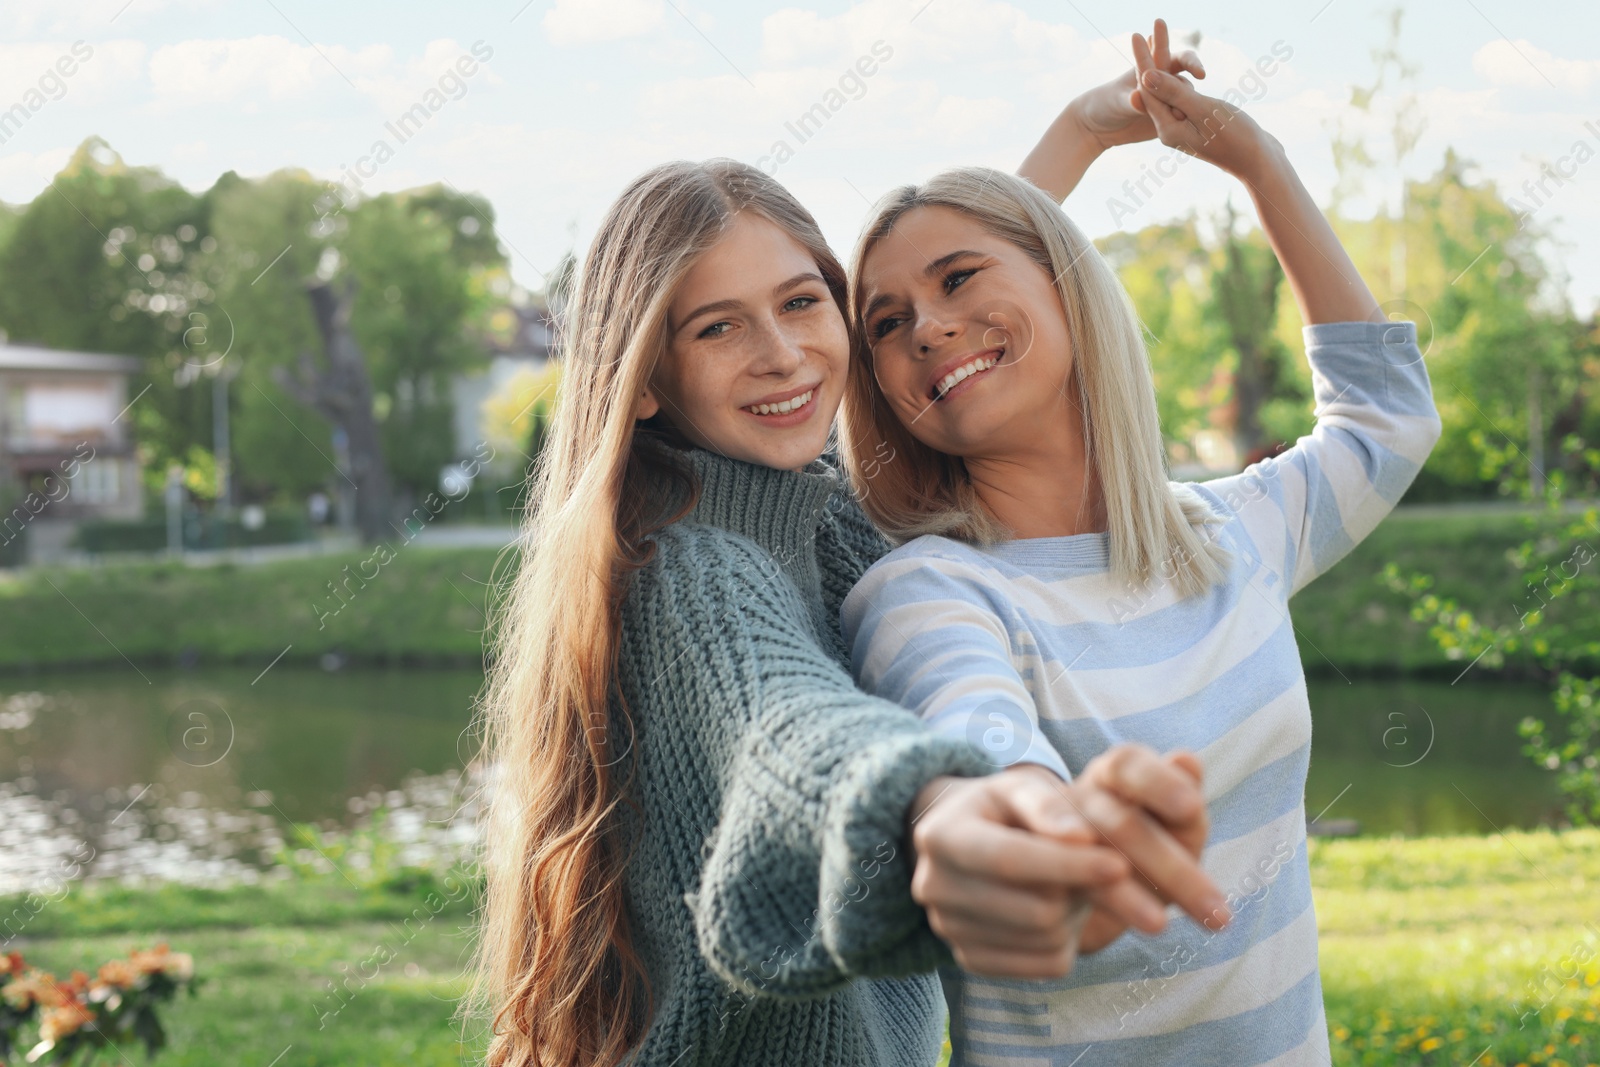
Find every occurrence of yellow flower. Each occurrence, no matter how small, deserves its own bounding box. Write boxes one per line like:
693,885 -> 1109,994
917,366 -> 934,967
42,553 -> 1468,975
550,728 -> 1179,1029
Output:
1422,1037 -> 1444,1052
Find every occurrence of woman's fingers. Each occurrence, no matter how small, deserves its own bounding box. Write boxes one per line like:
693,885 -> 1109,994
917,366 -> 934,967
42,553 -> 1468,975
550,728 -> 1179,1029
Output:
923,874 -> 1082,949
1088,875 -> 1172,934
1152,18 -> 1171,73
1174,47 -> 1205,80
1167,750 -> 1204,784
1131,33 -> 1185,138
910,773 -> 1128,891
1078,906 -> 1129,954
1072,786 -> 1229,927
995,765 -> 1098,843
1083,744 -> 1206,829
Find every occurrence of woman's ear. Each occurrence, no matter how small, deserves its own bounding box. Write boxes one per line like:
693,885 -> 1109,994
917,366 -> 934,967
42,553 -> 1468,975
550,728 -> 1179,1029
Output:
635,385 -> 661,421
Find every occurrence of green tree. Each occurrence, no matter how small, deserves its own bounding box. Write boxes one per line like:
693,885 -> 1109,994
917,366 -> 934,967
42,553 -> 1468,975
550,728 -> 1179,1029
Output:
0,138 -> 215,488
1097,217 -> 1222,456
341,192 -> 493,496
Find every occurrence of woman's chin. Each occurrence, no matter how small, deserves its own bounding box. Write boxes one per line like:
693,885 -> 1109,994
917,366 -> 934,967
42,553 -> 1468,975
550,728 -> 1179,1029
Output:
724,428 -> 829,472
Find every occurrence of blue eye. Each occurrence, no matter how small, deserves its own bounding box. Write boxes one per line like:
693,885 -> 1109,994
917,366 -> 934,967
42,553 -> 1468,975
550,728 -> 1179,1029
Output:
784,295 -> 819,312
698,321 -> 732,339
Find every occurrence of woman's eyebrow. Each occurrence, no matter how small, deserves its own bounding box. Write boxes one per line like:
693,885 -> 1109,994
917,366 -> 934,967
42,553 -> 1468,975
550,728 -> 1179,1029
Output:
675,297 -> 742,332
773,271 -> 825,296
861,249 -> 985,322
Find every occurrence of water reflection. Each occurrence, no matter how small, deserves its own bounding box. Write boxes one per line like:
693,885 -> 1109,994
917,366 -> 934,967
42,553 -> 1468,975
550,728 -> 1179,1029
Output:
0,670 -> 484,894
0,669 -> 1574,895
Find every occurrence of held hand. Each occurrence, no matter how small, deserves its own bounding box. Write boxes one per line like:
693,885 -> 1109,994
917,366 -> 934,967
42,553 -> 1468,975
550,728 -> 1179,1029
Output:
1131,29 -> 1279,179
907,766 -> 1127,978
1071,747 -> 1225,952
1070,18 -> 1205,151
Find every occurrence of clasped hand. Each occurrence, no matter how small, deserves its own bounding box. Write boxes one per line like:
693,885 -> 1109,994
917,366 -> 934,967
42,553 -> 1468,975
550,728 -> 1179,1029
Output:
908,743 -> 1227,979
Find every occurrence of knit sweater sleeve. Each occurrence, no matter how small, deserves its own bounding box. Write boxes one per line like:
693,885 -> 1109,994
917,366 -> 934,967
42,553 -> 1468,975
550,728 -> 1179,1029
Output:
625,524 -> 994,1001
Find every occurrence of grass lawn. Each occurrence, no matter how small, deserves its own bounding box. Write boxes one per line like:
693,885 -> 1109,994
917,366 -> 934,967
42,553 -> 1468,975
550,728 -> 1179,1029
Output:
2,877 -> 487,1065
1313,829 -> 1600,1067
6,830 -> 1598,1066
2,508 -> 1597,676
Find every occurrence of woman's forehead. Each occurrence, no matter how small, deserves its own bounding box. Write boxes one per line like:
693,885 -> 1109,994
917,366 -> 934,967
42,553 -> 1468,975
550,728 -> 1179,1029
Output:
673,214 -> 820,304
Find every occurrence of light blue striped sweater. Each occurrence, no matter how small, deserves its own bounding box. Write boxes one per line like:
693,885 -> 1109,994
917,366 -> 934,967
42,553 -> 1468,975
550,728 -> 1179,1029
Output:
841,320 -> 1441,1066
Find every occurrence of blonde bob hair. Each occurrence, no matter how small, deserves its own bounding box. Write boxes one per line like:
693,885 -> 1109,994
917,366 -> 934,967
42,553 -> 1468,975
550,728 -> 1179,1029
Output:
470,159 -> 849,1067
839,166 -> 1228,599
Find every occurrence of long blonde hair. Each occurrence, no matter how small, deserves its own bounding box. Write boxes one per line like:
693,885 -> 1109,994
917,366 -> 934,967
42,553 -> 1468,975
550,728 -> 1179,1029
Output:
469,159 -> 849,1067
839,166 -> 1227,599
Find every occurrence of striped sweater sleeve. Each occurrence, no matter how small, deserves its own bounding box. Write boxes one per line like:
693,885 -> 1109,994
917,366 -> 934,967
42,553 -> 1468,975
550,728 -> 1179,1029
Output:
840,550 -> 1072,780
1200,319 -> 1442,596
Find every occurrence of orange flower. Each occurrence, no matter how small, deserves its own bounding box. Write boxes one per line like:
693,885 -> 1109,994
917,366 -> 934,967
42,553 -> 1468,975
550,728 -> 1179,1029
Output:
0,951 -> 24,977
38,1000 -> 95,1042
95,959 -> 139,989
128,944 -> 193,980
2,970 -> 69,1010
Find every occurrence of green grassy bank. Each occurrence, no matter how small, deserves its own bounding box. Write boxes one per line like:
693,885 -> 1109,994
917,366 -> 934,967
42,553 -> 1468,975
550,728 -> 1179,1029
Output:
5,830 -> 1597,1066
0,509 -> 1596,676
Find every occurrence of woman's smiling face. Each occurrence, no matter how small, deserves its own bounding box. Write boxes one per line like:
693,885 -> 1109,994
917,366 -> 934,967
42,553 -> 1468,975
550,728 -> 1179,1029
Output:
858,205 -> 1077,460
640,211 -> 849,472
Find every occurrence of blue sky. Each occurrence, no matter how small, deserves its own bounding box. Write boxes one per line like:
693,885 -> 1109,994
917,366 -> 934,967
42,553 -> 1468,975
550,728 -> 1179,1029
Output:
2,0 -> 1597,313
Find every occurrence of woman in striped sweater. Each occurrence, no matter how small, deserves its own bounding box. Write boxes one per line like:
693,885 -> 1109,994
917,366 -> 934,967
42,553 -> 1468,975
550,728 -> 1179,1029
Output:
838,35 -> 1442,1065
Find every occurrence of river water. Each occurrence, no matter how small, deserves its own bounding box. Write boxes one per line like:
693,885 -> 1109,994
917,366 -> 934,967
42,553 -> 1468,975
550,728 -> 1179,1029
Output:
0,668 -> 1567,893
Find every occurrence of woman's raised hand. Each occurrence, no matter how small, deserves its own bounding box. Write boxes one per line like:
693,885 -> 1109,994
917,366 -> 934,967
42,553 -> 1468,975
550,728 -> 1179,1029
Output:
1130,27 -> 1276,179
907,746 -> 1226,978
1070,19 -> 1205,151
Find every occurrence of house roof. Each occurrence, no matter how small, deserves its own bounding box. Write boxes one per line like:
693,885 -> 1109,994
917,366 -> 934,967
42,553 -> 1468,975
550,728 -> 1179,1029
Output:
0,344 -> 143,375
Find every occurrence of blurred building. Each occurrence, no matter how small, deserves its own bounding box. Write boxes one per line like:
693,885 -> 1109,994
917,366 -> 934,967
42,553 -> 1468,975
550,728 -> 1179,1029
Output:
450,300 -> 556,461
0,344 -> 144,560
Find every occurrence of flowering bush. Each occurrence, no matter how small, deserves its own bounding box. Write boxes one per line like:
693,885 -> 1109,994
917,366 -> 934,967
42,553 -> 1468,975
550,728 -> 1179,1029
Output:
0,945 -> 196,1064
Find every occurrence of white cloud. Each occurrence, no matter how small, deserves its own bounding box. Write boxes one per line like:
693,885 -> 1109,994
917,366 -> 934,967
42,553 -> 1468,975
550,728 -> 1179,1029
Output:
0,40 -> 146,106
0,145 -> 72,203
145,34 -> 500,129
1472,39 -> 1599,94
544,0 -> 665,46
149,36 -> 388,103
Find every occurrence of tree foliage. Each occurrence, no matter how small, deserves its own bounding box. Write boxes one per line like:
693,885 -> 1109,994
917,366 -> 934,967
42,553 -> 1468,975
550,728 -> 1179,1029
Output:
0,138 -> 513,534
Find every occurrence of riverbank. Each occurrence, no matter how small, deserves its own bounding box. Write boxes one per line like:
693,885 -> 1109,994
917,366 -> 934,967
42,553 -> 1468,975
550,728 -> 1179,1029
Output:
0,509 -> 1595,676
4,829 -> 1595,1067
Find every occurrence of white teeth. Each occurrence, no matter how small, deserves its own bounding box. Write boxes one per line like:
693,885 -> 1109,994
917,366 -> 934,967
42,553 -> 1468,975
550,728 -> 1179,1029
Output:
935,355 -> 998,399
746,389 -> 812,416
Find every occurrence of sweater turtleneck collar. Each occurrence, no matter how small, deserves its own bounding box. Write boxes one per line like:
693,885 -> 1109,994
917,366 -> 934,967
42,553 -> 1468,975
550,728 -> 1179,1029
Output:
679,446 -> 840,602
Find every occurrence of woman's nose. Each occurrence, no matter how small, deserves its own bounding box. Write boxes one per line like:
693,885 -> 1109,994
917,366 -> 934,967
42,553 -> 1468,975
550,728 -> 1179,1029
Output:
913,312 -> 959,354
750,319 -> 805,373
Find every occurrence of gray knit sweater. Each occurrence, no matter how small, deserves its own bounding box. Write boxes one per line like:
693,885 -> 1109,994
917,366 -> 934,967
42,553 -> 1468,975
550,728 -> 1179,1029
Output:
615,445 -> 993,1066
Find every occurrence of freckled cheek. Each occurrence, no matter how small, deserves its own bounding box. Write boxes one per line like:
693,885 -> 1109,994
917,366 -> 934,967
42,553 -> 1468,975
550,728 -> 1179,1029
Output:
799,316 -> 849,376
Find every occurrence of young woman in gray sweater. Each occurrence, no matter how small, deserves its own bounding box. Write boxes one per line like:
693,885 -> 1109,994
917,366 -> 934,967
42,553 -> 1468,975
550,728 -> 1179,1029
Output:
472,23 -> 1229,1067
